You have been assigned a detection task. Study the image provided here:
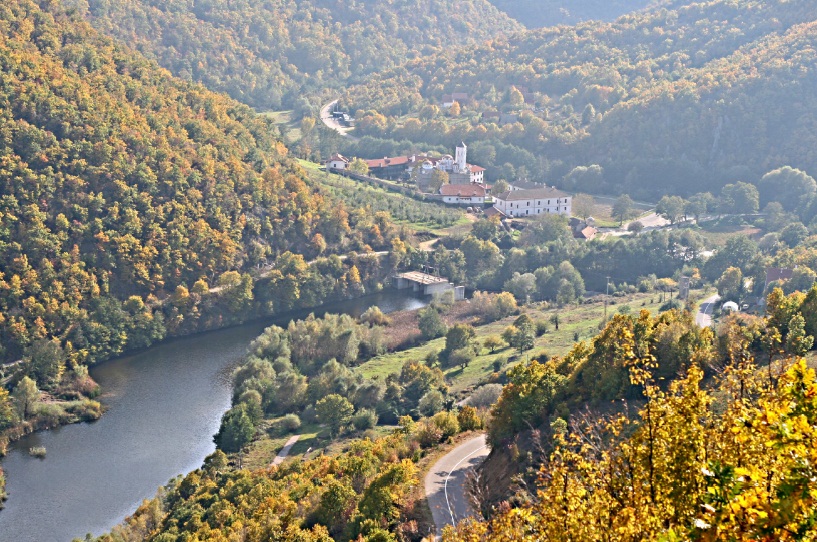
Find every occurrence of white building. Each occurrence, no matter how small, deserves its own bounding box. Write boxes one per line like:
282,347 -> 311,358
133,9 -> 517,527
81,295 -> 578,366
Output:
408,143 -> 485,185
439,183 -> 486,205
493,187 -> 572,218
325,154 -> 349,170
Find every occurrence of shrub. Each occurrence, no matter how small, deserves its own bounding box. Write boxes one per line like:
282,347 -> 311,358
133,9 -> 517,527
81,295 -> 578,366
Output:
360,306 -> 390,326
469,384 -> 503,409
415,421 -> 443,448
418,389 -> 444,416
280,413 -> 301,433
431,411 -> 460,439
457,406 -> 482,431
352,409 -> 378,431
535,320 -> 549,336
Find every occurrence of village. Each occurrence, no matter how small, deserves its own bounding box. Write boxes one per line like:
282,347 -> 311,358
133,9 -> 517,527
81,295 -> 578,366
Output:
324,142 -> 598,239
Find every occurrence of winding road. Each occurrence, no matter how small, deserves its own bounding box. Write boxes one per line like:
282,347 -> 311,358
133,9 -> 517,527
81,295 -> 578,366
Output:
425,434 -> 490,539
696,293 -> 720,327
320,99 -> 358,141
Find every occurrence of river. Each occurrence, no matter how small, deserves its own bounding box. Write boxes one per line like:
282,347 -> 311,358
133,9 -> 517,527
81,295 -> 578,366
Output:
0,291 -> 427,542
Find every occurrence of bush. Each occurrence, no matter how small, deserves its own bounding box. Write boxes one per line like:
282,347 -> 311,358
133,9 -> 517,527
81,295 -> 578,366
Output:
535,320 -> 549,336
415,421 -> 443,448
431,411 -> 460,439
418,389 -> 444,416
469,384 -> 503,409
360,306 -> 390,326
418,306 -> 447,340
352,409 -> 378,431
280,413 -> 302,433
659,299 -> 683,312
457,406 -> 482,431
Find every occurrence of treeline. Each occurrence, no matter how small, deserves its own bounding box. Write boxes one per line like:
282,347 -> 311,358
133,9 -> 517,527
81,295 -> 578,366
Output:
450,287 -> 817,540
67,0 -> 522,111
342,0 -> 817,199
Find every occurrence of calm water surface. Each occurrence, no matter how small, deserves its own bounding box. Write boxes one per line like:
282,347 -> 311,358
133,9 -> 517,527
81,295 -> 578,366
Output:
0,291 -> 426,542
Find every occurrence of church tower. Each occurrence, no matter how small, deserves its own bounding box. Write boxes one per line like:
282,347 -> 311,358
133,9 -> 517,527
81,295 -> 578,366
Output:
455,142 -> 467,173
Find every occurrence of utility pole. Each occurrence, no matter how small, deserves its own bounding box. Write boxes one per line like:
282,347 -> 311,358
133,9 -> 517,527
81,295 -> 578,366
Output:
604,276 -> 611,321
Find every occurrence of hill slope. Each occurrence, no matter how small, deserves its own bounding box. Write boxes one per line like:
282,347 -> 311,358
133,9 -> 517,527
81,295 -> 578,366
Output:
0,0 -> 386,368
488,0 -> 655,28
342,0 -> 817,199
65,0 -> 523,110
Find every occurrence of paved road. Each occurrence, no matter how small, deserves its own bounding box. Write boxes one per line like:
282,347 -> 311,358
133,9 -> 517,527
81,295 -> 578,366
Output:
319,99 -> 358,140
696,293 -> 720,327
425,434 -> 490,539
271,435 -> 300,466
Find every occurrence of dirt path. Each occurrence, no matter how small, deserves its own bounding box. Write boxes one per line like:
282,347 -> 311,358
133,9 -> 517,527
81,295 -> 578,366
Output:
271,435 -> 300,466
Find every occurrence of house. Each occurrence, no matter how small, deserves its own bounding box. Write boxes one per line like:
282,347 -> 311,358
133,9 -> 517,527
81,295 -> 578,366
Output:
325,154 -> 350,170
439,183 -> 486,205
443,92 -> 469,108
493,187 -> 572,218
365,155 -> 413,179
764,267 -> 795,293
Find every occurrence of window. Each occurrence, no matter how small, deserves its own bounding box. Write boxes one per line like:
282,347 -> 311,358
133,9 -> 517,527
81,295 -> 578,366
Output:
527,201 -> 531,206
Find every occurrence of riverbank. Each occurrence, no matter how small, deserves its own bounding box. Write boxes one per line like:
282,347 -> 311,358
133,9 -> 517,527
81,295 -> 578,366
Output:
0,290 -> 426,540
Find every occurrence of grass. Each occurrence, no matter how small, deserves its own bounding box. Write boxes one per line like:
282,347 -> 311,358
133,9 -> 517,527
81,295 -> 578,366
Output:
584,195 -> 655,228
695,218 -> 762,247
260,110 -> 302,142
299,160 -> 468,235
357,290 -> 687,398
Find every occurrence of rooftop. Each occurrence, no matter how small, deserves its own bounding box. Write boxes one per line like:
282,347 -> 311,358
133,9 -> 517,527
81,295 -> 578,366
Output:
440,184 -> 486,197
395,271 -> 449,285
495,187 -> 571,201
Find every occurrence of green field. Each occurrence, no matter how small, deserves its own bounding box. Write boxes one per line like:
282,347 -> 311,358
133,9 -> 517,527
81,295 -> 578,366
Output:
300,160 -> 469,234
357,290 -> 684,398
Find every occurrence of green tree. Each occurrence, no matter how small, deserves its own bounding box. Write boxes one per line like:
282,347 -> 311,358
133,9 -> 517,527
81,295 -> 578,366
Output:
759,166 -> 817,211
656,195 -> 686,224
12,376 -> 39,420
0,387 -> 14,429
785,314 -> 813,356
484,335 -> 504,353
214,404 -> 255,453
348,158 -> 369,175
612,194 -> 636,225
24,339 -> 65,390
429,168 -> 449,193
316,394 -> 355,437
571,193 -> 596,219
445,324 -> 476,354
418,306 -> 447,340
720,182 -> 759,214
716,266 -> 744,301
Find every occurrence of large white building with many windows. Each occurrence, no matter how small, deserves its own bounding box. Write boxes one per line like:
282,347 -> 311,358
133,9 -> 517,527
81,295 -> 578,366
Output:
493,187 -> 572,218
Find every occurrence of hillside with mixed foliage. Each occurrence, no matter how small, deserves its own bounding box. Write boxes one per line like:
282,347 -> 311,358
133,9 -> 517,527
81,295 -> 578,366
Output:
0,0 -> 403,438
342,0 -> 817,200
488,0 -> 655,28
65,0 -> 523,111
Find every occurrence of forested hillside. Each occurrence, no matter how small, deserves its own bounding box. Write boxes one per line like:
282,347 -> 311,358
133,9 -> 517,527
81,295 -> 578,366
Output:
342,0 -> 817,200
65,0 -> 523,111
0,0 -> 396,376
488,0 -> 654,27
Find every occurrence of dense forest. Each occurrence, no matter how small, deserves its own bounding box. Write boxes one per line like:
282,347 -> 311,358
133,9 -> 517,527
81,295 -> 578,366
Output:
488,0 -> 655,27
341,0 -> 817,200
0,0 -> 407,447
64,0 -> 522,111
